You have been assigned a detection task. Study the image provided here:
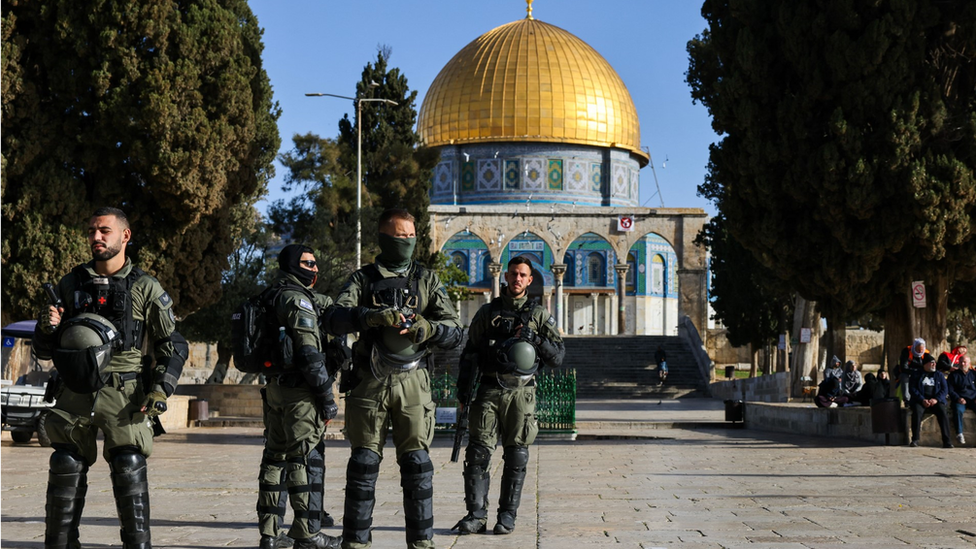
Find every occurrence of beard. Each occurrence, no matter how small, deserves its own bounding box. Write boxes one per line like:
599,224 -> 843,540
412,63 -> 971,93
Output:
91,241 -> 123,261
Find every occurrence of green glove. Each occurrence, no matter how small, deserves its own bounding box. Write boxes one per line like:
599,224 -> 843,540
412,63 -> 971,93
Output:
406,314 -> 433,344
365,307 -> 400,328
141,386 -> 168,418
39,307 -> 61,335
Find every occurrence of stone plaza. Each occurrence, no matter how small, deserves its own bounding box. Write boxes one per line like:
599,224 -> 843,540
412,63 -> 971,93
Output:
3,399 -> 974,548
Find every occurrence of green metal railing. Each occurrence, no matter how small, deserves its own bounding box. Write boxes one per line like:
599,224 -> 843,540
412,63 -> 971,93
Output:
431,369 -> 577,432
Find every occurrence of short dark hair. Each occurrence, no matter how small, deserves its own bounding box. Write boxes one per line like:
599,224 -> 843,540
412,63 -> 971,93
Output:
508,255 -> 533,270
91,207 -> 129,230
379,208 -> 414,231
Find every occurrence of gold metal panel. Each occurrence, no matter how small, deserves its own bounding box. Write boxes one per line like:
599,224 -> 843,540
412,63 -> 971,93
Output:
417,17 -> 647,165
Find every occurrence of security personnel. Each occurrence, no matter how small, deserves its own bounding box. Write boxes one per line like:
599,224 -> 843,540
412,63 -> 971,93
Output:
335,208 -> 463,549
33,207 -> 189,549
256,244 -> 400,549
452,255 -> 564,536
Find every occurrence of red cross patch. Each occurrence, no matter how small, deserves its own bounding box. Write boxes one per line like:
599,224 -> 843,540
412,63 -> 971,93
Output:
98,296 -> 107,305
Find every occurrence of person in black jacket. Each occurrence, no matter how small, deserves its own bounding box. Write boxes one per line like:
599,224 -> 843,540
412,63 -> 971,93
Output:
908,356 -> 953,448
947,355 -> 975,445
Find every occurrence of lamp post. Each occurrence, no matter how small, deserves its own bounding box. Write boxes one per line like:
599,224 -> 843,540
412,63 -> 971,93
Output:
304,92 -> 398,267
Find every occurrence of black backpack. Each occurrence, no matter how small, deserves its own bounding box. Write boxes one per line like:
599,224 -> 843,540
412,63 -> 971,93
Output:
231,283 -> 314,375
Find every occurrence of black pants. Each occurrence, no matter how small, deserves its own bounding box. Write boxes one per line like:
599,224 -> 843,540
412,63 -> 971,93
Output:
909,401 -> 952,445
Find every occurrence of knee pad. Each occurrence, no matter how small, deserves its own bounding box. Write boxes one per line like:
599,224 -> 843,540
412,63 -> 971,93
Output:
503,446 -> 529,469
465,443 -> 492,468
109,449 -> 147,475
346,448 -> 381,500
50,448 -> 87,475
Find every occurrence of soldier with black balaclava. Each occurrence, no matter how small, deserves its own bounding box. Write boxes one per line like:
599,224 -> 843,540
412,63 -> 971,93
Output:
255,244 -> 400,549
32,207 -> 189,549
335,208 -> 463,549
452,255 -> 565,536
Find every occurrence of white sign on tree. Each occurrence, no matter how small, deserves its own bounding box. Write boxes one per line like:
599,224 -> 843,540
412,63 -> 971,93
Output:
911,281 -> 926,308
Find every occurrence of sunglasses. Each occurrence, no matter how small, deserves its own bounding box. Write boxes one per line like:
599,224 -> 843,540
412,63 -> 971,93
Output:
300,260 -> 317,268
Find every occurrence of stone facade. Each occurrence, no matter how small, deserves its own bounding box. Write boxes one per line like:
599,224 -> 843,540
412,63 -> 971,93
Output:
429,203 -> 709,338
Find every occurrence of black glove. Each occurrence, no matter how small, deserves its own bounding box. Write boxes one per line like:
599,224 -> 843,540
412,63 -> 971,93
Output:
496,349 -> 518,375
519,326 -> 541,346
316,396 -> 339,422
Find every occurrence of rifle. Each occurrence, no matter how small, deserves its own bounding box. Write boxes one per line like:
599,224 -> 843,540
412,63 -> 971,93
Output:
451,352 -> 480,463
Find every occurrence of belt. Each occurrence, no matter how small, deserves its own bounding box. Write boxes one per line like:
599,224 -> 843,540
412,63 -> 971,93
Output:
107,372 -> 141,388
479,373 -> 535,388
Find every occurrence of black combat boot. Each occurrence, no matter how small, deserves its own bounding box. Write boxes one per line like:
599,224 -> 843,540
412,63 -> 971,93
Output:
45,448 -> 89,549
493,446 -> 529,535
292,532 -> 341,549
452,444 -> 491,535
259,531 -> 295,549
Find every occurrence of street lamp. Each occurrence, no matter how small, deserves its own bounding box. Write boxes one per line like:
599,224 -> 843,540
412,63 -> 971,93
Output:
305,91 -> 398,268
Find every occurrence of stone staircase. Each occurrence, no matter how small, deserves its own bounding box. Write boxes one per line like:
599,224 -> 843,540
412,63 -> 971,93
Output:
564,335 -> 708,398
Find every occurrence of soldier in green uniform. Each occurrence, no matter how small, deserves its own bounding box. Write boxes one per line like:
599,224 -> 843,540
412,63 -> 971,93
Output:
256,244 -> 400,549
452,255 -> 565,536
336,209 -> 463,549
33,207 -> 189,549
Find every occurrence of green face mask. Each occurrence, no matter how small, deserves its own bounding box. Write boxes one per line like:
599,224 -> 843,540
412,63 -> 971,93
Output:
377,233 -> 416,271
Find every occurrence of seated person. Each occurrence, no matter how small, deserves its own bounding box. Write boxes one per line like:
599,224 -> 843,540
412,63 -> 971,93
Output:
840,360 -> 863,398
896,338 -> 933,403
938,345 -> 968,374
947,355 -> 975,445
815,377 -> 849,408
855,371 -> 891,406
823,356 -> 843,384
908,356 -> 953,448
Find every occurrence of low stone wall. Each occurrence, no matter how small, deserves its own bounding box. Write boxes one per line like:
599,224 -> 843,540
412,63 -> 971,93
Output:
176,384 -> 264,417
709,372 -> 790,402
157,395 -> 192,431
742,401 -> 976,447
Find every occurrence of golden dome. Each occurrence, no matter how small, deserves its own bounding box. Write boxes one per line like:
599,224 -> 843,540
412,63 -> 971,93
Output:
418,16 -> 648,166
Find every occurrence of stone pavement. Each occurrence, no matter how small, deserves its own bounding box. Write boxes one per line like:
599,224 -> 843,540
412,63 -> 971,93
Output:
3,398 -> 975,548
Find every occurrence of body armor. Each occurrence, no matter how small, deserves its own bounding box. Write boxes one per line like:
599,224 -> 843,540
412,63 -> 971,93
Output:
66,265 -> 146,352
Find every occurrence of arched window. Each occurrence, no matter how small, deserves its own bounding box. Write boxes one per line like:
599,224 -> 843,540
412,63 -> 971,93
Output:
651,254 -> 665,295
451,251 -> 468,276
586,252 -> 606,286
562,253 -> 575,286
626,252 -> 637,294
481,254 -> 493,286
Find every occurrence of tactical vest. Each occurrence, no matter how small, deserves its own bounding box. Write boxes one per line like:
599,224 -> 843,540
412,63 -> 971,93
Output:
482,297 -> 537,373
361,263 -> 426,314
67,265 -> 146,352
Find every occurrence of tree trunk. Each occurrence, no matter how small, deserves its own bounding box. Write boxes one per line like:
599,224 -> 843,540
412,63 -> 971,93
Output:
777,303 -> 790,373
884,273 -> 950,365
790,296 -> 821,397
749,343 -> 759,378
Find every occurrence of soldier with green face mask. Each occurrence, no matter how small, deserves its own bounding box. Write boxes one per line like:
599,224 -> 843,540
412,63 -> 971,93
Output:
452,255 -> 565,536
32,207 -> 189,549
335,208 -> 463,549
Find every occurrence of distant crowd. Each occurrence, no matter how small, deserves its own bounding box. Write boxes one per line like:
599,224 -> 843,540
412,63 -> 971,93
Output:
814,341 -> 973,448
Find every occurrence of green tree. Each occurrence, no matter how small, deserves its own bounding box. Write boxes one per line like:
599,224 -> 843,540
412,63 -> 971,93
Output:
696,212 -> 793,375
179,213 -> 274,378
337,47 -> 439,262
687,0 -> 976,361
1,0 -> 281,324
430,252 -> 471,305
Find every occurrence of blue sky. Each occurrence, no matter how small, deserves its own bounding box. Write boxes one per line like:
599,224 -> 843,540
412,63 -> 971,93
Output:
248,0 -> 718,216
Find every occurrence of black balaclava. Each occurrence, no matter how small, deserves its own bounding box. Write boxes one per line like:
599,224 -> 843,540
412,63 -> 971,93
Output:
278,244 -> 316,287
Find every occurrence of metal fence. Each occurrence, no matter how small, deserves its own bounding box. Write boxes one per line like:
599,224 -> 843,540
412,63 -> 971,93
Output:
431,369 -> 577,432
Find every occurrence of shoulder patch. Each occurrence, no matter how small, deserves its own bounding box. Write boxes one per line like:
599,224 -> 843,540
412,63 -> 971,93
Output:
297,315 -> 315,329
546,315 -> 556,327
299,299 -> 314,312
157,292 -> 173,308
